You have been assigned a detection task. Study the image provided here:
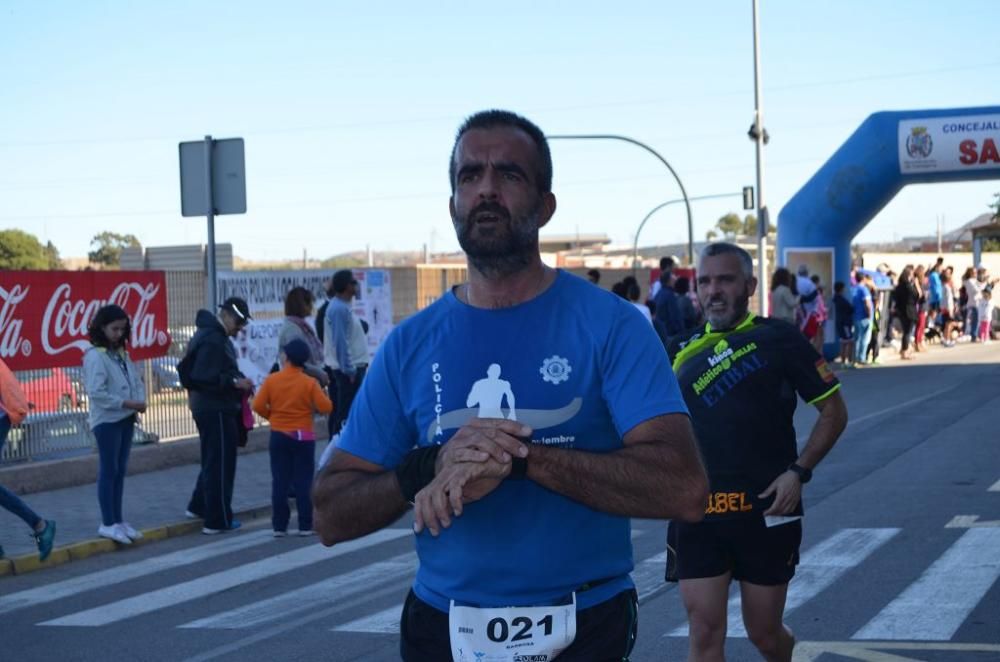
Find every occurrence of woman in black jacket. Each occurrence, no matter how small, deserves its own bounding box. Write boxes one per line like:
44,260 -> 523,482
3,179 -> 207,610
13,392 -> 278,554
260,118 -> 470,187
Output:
893,266 -> 919,360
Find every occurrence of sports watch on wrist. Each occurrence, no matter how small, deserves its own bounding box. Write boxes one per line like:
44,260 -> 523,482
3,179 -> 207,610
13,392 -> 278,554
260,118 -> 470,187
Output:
508,456 -> 528,480
788,463 -> 812,484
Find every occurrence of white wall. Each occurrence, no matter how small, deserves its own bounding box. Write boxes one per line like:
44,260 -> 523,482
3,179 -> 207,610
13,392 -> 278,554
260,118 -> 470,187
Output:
860,252 -> 1000,276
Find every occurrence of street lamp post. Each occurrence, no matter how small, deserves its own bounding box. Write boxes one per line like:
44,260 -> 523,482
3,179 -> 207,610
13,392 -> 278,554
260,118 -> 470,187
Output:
751,0 -> 769,315
631,192 -> 744,274
548,134 -> 695,265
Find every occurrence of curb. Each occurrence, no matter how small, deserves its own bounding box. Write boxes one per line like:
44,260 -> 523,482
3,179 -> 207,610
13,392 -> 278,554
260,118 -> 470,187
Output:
0,503 -> 273,578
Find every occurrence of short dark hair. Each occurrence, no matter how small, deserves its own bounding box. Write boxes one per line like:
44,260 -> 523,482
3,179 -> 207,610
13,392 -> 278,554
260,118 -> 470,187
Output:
449,110 -> 552,194
701,242 -> 754,279
586,269 -> 601,283
284,286 -> 314,318
674,276 -> 690,295
88,304 -> 131,348
834,281 -> 845,293
659,256 -> 675,272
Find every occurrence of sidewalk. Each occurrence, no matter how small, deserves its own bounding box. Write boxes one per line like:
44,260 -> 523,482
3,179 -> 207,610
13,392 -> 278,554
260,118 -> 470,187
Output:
0,437 -> 335,576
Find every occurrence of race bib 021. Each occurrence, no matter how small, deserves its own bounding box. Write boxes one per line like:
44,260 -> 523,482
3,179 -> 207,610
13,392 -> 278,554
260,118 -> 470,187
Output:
449,594 -> 577,662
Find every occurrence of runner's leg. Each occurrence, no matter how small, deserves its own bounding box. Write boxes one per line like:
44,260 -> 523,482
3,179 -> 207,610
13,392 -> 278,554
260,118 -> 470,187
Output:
679,574 -> 731,662
739,580 -> 794,662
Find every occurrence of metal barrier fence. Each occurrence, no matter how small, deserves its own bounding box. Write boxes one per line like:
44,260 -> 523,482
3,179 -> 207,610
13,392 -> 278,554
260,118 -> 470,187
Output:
1,265 -> 468,465
1,271 -> 210,464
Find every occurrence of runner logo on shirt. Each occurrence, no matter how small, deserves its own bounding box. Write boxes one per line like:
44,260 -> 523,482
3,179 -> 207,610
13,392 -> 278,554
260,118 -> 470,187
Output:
467,363 -> 517,420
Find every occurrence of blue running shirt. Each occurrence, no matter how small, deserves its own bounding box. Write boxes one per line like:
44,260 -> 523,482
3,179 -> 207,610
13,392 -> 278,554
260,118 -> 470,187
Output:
337,270 -> 688,611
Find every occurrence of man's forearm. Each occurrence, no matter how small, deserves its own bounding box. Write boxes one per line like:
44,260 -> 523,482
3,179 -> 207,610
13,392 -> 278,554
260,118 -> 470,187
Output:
313,469 -> 409,545
798,393 -> 848,470
525,442 -> 706,521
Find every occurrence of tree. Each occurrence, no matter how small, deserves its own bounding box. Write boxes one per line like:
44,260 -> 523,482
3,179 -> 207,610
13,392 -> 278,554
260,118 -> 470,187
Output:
88,232 -> 140,268
705,229 -> 719,241
716,213 -> 743,238
0,229 -> 63,269
990,192 -> 999,222
741,213 -> 776,236
43,241 -> 63,269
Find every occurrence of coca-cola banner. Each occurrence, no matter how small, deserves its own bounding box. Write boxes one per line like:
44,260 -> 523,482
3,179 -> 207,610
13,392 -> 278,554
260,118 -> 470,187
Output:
0,271 -> 171,371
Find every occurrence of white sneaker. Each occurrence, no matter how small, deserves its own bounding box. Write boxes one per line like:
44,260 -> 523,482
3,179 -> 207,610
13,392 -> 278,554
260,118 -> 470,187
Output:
98,524 -> 132,545
184,510 -> 200,520
297,529 -> 315,537
273,530 -> 287,538
118,522 -> 143,541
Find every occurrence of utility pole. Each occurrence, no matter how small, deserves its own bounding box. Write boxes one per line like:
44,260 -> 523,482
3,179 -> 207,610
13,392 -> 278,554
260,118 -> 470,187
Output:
751,0 -> 769,315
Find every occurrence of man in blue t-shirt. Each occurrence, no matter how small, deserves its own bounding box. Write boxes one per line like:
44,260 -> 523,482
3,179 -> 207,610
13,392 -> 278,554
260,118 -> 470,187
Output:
851,275 -> 874,367
313,110 -> 709,661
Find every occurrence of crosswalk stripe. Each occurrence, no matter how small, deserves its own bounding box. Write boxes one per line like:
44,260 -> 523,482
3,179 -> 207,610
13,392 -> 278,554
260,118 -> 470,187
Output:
988,478 -> 1000,492
633,551 -> 667,601
334,604 -> 402,634
180,552 -> 415,629
335,548 -> 669,634
38,528 -> 410,627
670,527 -> 900,637
0,530 -> 274,616
852,527 -> 1000,641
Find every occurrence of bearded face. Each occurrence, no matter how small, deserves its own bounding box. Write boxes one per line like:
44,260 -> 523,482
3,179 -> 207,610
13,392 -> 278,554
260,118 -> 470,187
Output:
452,199 -> 542,277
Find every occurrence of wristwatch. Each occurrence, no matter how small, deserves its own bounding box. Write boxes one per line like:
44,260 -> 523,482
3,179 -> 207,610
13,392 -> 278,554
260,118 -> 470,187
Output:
788,463 -> 813,484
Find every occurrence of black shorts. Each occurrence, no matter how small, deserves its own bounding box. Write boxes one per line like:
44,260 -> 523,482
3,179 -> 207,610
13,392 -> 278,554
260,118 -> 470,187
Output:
399,588 -> 639,662
837,324 -> 854,341
666,517 -> 801,586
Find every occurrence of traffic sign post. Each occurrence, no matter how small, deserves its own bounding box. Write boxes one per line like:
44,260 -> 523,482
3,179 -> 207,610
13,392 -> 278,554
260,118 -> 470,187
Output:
179,136 -> 246,309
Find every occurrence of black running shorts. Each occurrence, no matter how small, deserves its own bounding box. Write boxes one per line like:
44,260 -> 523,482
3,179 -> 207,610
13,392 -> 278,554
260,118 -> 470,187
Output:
666,517 -> 802,586
399,588 -> 639,662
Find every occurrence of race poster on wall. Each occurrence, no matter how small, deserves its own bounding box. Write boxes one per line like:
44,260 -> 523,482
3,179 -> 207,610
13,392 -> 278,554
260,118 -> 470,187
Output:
218,269 -> 393,380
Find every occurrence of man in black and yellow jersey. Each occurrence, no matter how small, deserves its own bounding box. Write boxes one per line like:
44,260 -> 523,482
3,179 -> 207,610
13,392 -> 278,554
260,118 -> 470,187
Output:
666,242 -> 848,662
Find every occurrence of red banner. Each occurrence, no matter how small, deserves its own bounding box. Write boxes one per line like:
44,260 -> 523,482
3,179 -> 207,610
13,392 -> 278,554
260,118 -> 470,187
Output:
0,271 -> 171,370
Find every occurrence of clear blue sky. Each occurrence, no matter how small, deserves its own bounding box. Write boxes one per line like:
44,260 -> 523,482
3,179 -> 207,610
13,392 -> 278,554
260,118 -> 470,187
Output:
2,1 -> 998,261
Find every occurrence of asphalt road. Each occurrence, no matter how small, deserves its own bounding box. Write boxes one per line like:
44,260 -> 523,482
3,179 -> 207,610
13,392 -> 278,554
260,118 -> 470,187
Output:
2,343 -> 998,661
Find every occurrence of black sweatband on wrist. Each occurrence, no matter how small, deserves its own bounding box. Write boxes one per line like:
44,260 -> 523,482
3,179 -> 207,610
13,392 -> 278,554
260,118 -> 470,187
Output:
395,445 -> 441,502
508,456 -> 528,480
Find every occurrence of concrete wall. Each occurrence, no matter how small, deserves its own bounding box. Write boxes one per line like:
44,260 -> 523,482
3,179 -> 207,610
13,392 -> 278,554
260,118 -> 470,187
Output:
861,252 -> 1000,276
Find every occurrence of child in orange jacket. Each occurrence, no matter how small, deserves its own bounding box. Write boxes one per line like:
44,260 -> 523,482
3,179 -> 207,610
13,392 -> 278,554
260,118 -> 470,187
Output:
0,358 -> 57,560
253,339 -> 332,536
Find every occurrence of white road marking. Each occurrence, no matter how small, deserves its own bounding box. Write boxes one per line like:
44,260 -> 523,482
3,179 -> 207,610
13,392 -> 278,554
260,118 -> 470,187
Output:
38,528 -> 410,627
988,478 -> 1000,492
633,551 -> 668,601
180,552 -> 414,629
853,528 -> 1000,641
333,547 -> 668,634
0,530 -> 273,616
671,528 -> 900,637
945,515 -> 1000,528
334,604 -> 402,634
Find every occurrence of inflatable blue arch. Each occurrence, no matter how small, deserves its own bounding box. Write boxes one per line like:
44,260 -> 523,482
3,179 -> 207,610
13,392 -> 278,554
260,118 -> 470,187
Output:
777,105 -> 1000,353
